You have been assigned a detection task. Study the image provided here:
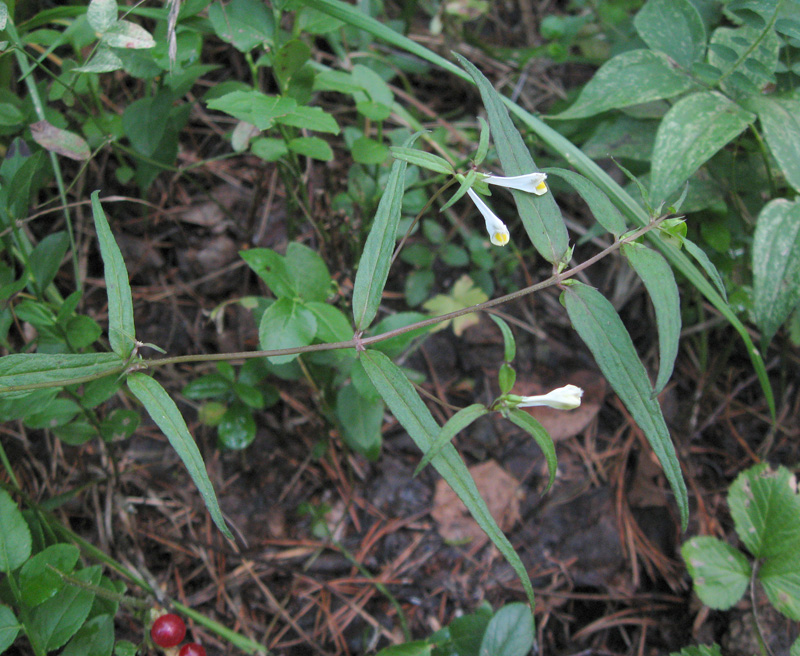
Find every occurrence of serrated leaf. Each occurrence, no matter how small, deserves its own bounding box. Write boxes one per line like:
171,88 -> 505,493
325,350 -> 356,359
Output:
127,373 -> 234,539
360,349 -> 536,615
752,198 -> 800,343
506,409 -> 557,492
681,537 -> 750,609
91,191 -> 136,358
621,243 -> 680,394
562,282 -> 688,529
389,146 -> 455,175
545,167 -> 626,236
30,120 -> 90,161
457,54 -> 568,264
634,0 -> 706,68
650,91 -> 754,205
552,50 -> 694,120
0,488 -> 31,572
414,404 -> 488,476
352,132 -> 420,330
759,550 -> 800,620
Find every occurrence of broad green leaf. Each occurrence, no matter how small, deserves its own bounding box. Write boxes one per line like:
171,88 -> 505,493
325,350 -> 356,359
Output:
750,97 -> 800,193
206,91 -> 296,131
239,248 -> 295,297
306,301 -> 352,342
0,353 -> 125,398
728,464 -> 800,561
479,603 -> 534,656
552,50 -> 694,120
670,645 -> 723,656
752,199 -> 800,343
19,544 -> 79,607
24,398 -> 81,429
0,489 -> 31,572
61,614 -> 114,656
182,373 -> 231,399
336,383 -> 383,459
91,191 -> 136,358
351,137 -> 389,164
414,404 -> 488,476
127,373 -> 234,539
87,0 -> 117,33
562,283 -> 688,529
352,133 -> 419,330
258,298 -> 317,364
101,20 -> 155,48
100,408 -> 140,442
634,0 -> 706,68
621,243 -> 681,394
0,604 -> 20,653
760,550 -> 800,620
389,147 -> 455,175
352,64 -> 394,107
708,25 -> 779,99
29,231 -> 69,293
544,168 -> 626,236
29,565 -> 101,652
369,311 -> 430,357
276,105 -> 339,134
457,54 -> 568,264
506,409 -> 557,492
218,404 -> 256,450
251,137 -> 288,161
360,349 -> 537,616
74,46 -> 123,73
650,91 -> 754,206
450,609 -> 491,656
273,39 -> 311,89
681,537 -> 750,609
208,0 -> 274,52
489,314 -> 516,362
30,121 -> 90,161
288,136 -> 333,161
286,242 -> 332,302
375,642 -> 433,656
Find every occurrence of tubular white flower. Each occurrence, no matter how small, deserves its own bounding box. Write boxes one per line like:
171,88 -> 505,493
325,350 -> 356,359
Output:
467,188 -> 510,246
484,172 -> 548,196
515,384 -> 583,410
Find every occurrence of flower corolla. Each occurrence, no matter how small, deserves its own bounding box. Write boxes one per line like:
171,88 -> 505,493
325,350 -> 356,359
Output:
513,384 -> 583,410
484,172 -> 548,196
467,188 -> 510,246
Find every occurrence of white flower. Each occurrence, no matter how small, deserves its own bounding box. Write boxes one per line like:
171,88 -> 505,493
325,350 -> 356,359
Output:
467,188 -> 510,246
514,384 -> 583,410
484,172 -> 548,196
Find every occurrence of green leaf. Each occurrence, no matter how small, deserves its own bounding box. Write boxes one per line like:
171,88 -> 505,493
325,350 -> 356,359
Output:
489,314 -> 516,362
0,489 -> 31,572
240,248 -> 295,297
752,199 -> 800,344
0,604 -> 20,653
759,550 -> 800,620
360,349 -> 537,616
562,283 -> 688,529
552,50 -> 695,120
29,565 -> 101,652
127,373 -> 234,539
29,231 -> 70,293
258,298 -> 317,364
728,464 -> 800,561
708,25 -> 779,98
457,54 -> 568,264
61,614 -> 114,656
621,243 -> 681,394
288,136 -> 333,161
87,0 -> 117,33
633,0 -> 706,68
306,301 -> 352,342
101,20 -> 155,49
479,603 -> 534,656
74,46 -> 123,73
450,609 -> 491,656
276,105 -> 340,134
100,408 -> 140,442
121,92 -> 173,157
208,0 -> 274,52
287,242 -> 332,302
670,644 -> 723,656
750,97 -> 800,193
440,169 -> 477,212
650,91 -> 755,206
217,403 -> 256,450
389,146 -> 455,175
544,168 -> 627,236
375,642 -> 433,656
251,137 -> 289,162
351,137 -> 389,164
336,383 -> 383,459
506,409 -> 558,492
352,132 -> 420,330
91,191 -> 136,358
683,238 -> 728,302
206,91 -> 296,131
414,404 -> 488,476
681,537 -> 751,609
474,116 -> 490,165
0,353 -> 125,398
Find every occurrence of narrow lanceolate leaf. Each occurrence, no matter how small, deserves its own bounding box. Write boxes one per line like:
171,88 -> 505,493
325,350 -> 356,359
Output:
127,373 -> 234,540
352,133 -> 420,330
91,191 -> 135,359
360,349 -> 536,615
507,409 -> 557,492
650,91 -> 755,206
457,54 -> 568,264
489,314 -> 516,362
0,353 -> 125,397
414,404 -> 488,477
389,147 -> 455,175
552,50 -> 695,120
750,97 -> 800,193
683,238 -> 728,302
562,283 -> 688,529
544,168 -> 626,236
621,243 -> 681,394
752,199 -> 800,344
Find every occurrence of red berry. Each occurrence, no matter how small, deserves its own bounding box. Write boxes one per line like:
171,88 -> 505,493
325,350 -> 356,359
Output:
150,613 -> 186,648
179,644 -> 207,656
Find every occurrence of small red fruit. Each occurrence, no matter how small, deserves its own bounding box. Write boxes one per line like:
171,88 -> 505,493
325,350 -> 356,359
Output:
179,644 -> 207,656
150,613 -> 186,648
